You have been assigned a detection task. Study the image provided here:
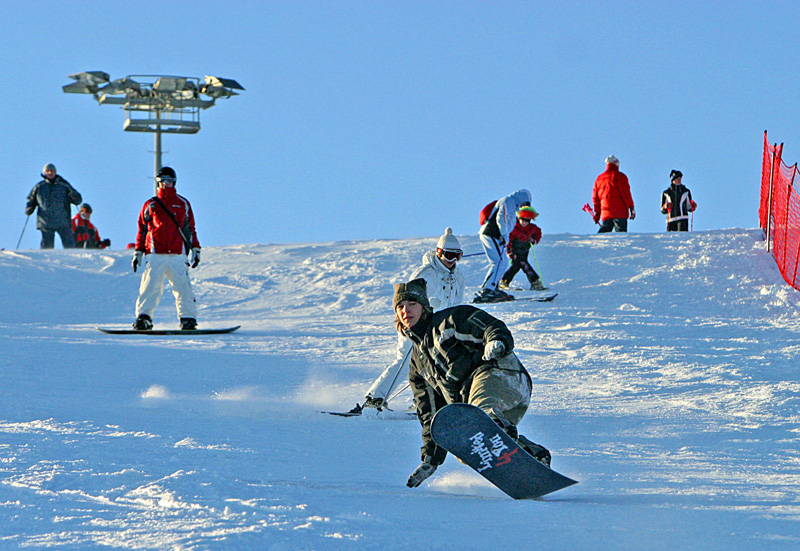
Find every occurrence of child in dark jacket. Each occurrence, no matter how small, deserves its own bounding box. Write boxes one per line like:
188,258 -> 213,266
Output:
499,206 -> 545,291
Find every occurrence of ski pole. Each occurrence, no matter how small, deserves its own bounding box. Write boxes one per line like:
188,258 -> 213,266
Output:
582,203 -> 599,225
387,382 -> 410,403
462,252 -> 484,258
16,215 -> 30,250
691,210 -> 694,232
530,244 -> 544,286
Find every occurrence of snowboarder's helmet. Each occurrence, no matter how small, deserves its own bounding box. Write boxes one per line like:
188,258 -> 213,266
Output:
43,163 -> 56,173
79,203 -> 92,213
670,169 -> 683,182
518,206 -> 538,220
156,166 -> 177,183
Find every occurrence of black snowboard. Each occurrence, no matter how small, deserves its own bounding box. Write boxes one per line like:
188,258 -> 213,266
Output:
430,403 -> 577,499
96,325 -> 241,335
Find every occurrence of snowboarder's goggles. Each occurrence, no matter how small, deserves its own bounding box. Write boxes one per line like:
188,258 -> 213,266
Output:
437,248 -> 463,261
157,176 -> 176,184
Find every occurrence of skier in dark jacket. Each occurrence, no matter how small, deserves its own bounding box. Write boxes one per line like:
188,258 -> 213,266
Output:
394,278 -> 551,489
25,163 -> 82,249
661,170 -> 696,232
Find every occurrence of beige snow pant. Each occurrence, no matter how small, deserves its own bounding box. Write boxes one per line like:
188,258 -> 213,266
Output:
467,352 -> 532,429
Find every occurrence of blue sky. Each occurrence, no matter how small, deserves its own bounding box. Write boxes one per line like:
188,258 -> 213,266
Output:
2,0 -> 798,250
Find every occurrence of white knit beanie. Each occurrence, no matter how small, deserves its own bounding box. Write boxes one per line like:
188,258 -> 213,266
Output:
605,155 -> 619,166
436,228 -> 461,250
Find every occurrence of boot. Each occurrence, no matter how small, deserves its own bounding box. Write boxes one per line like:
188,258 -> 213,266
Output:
180,317 -> 197,331
132,314 -> 153,330
363,396 -> 385,410
517,434 -> 551,467
529,279 -> 546,291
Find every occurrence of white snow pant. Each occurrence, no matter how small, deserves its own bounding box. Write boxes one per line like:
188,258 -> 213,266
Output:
365,334 -> 413,404
479,233 -> 508,291
135,253 -> 197,321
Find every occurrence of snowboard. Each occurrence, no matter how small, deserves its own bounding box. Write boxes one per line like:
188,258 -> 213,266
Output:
96,325 -> 241,335
430,403 -> 577,499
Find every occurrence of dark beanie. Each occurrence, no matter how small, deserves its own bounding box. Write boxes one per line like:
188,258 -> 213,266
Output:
670,169 -> 683,182
393,278 -> 431,310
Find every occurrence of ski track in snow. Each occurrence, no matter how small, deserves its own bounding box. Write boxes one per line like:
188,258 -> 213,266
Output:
2,229 -> 800,550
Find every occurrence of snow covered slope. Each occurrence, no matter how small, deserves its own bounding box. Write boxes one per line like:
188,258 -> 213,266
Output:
1,229 -> 799,550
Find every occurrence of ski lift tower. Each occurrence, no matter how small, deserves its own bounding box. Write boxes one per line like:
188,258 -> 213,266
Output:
63,71 -> 244,191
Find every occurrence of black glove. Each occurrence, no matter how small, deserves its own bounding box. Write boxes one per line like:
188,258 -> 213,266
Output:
407,460 -> 437,488
25,206 -> 35,216
132,251 -> 143,272
190,249 -> 201,269
101,238 -> 111,248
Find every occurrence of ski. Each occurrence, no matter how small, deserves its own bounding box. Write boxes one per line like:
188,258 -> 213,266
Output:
474,293 -> 558,304
499,286 -> 550,292
96,325 -> 241,335
321,403 -> 417,419
515,293 -> 558,302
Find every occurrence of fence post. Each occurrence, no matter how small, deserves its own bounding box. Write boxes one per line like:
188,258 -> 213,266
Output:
766,143 -> 780,252
789,166 -> 800,288
781,164 -> 797,269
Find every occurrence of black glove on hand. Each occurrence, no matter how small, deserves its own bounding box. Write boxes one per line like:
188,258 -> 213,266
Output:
407,461 -> 437,488
132,251 -> 143,272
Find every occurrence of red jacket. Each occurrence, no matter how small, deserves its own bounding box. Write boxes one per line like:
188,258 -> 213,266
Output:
592,164 -> 634,222
135,187 -> 200,254
507,222 -> 541,256
71,214 -> 108,248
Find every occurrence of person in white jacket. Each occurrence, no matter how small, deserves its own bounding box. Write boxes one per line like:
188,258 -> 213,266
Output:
360,228 -> 466,410
475,189 -> 531,303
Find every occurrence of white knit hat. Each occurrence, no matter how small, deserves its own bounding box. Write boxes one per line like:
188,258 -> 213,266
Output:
43,163 -> 57,173
436,227 -> 461,251
605,155 -> 619,166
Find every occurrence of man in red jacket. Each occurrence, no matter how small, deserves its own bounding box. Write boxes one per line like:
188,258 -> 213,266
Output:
591,155 -> 636,233
131,166 -> 201,330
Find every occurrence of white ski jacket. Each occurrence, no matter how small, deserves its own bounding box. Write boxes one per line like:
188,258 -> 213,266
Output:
409,250 -> 465,311
365,250 -> 465,403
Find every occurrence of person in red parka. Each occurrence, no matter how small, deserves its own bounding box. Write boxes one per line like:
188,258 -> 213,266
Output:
72,203 -> 111,249
499,206 -> 545,291
131,166 -> 201,331
591,155 -> 636,233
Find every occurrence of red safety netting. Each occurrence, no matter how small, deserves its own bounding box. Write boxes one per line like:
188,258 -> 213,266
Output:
761,131 -> 800,290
